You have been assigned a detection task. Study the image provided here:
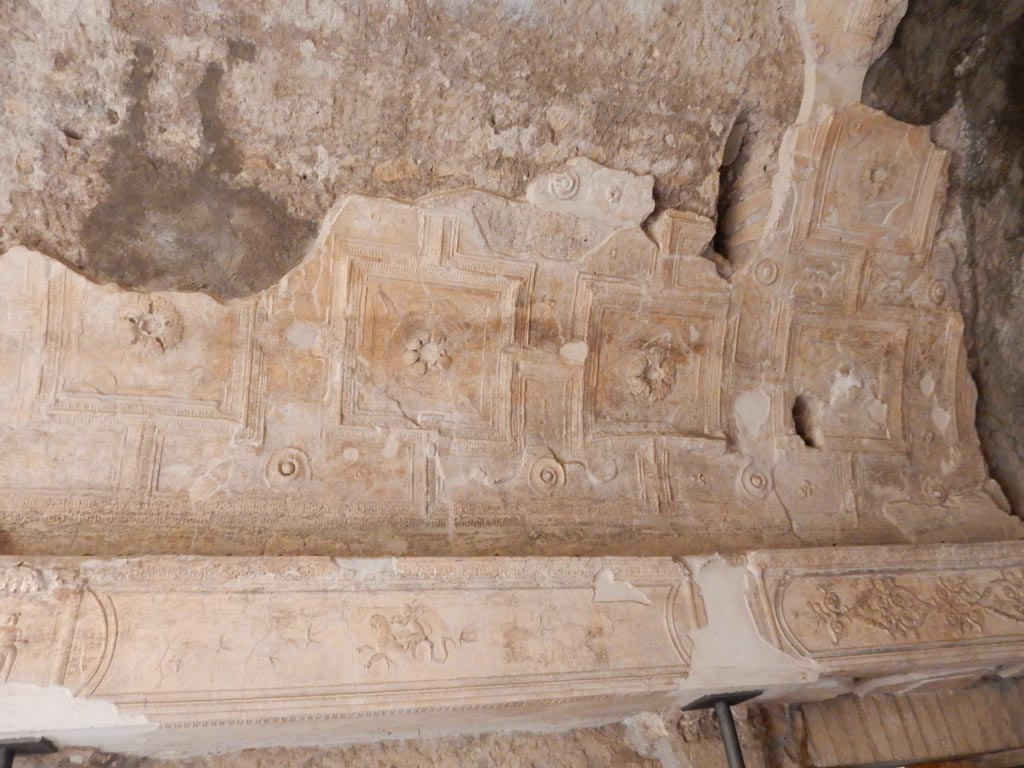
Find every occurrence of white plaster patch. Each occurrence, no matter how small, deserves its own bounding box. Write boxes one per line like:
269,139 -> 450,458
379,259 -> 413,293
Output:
733,388 -> 771,442
828,368 -> 864,409
920,371 -> 936,396
559,340 -> 588,364
683,557 -> 820,689
284,322 -> 319,350
187,459 -> 232,503
342,447 -> 360,462
382,431 -> 401,458
866,397 -> 888,426
0,684 -> 153,738
623,712 -> 682,768
332,557 -> 398,578
592,567 -> 651,605
932,404 -> 951,433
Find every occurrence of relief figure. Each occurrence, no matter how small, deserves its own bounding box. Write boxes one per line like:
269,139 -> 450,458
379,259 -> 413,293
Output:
0,613 -> 24,683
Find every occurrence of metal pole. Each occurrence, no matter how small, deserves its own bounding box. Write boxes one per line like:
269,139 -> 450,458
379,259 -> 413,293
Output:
714,699 -> 747,768
0,739 -> 57,766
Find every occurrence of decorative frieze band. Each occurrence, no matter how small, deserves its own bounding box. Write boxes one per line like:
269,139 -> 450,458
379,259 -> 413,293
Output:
0,556 -> 702,730
747,542 -> 1024,672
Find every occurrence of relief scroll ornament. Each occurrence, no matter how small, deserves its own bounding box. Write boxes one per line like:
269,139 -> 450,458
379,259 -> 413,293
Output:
529,456 -> 566,495
740,462 -> 772,500
753,259 -> 780,286
546,169 -> 580,200
807,570 -> 1024,645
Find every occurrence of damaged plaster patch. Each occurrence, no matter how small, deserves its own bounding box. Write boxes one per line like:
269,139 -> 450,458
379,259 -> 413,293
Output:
683,557 -> 820,689
592,567 -> 651,605
332,557 -> 399,579
623,712 -> 683,768
285,322 -> 319,351
733,388 -> 771,448
559,341 -> 589,364
0,684 -> 153,737
931,404 -> 951,433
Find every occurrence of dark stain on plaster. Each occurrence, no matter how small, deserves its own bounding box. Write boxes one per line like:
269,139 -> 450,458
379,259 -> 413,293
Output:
80,43 -> 316,298
227,39 -> 257,62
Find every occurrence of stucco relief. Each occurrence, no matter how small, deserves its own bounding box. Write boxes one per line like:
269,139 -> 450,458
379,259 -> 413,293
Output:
0,101 -> 1019,554
3,545 -> 1024,753
0,556 -> 703,730
746,542 -> 1024,673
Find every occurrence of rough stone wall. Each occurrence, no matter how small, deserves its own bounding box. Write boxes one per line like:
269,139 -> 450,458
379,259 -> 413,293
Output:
866,0 -> 1024,516
1,0 -> 800,298
18,711 -> 770,768
21,727 -> 660,768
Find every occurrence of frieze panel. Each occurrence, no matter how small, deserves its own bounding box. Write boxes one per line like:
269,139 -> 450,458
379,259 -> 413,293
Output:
747,543 -> 1024,673
6,545 -> 1024,747
0,556 -> 703,727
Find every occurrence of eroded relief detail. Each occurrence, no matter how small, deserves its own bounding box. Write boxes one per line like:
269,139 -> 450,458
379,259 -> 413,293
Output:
3,545 -> 1024,744
0,613 -> 24,683
119,295 -> 184,356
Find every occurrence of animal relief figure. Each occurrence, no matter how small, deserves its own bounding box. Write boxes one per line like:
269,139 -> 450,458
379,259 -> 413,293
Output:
358,603 -> 476,671
158,633 -> 234,686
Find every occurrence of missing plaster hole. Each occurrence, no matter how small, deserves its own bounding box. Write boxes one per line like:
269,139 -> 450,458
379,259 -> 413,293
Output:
711,117 -> 748,267
61,126 -> 83,141
792,394 -> 822,448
